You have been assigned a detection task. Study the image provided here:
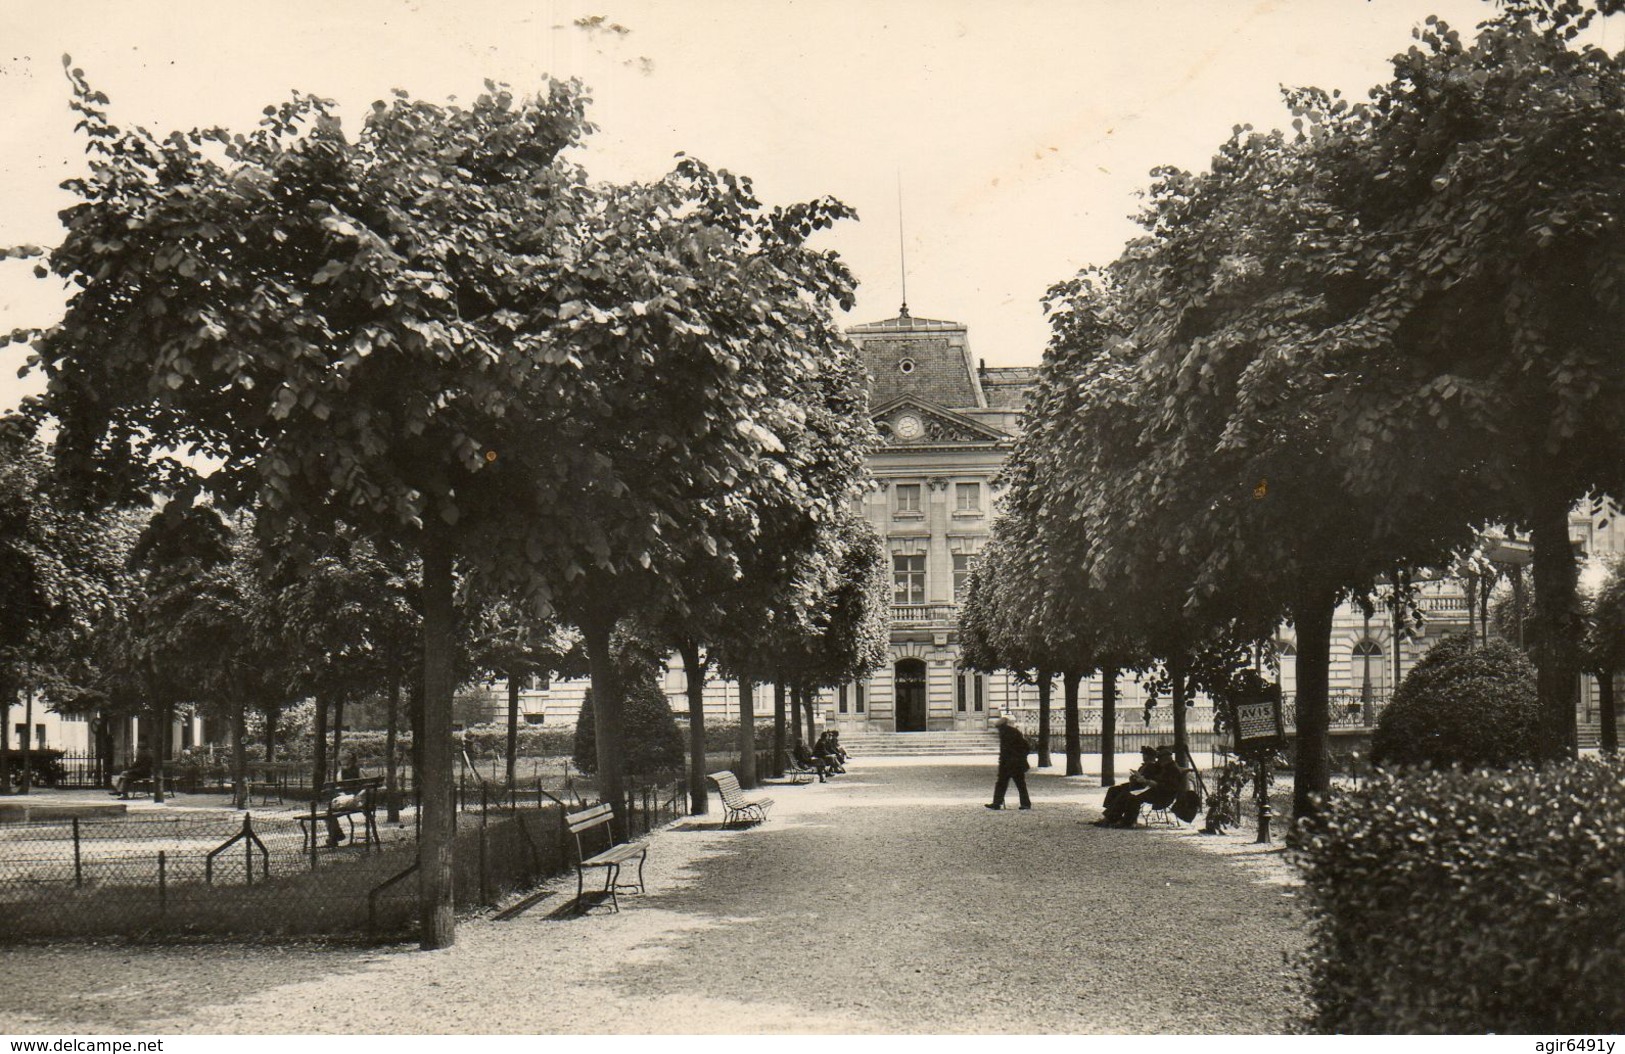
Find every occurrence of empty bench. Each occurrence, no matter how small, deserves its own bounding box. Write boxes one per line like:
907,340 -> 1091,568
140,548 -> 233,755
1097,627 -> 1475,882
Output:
298,776 -> 384,849
566,803 -> 649,914
707,770 -> 773,826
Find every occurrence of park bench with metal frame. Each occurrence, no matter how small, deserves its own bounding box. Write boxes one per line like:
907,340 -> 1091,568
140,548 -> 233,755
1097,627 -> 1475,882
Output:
297,776 -> 384,850
707,770 -> 773,826
565,802 -> 648,914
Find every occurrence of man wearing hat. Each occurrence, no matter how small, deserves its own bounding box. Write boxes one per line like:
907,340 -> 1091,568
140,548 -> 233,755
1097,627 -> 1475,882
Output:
985,715 -> 1033,810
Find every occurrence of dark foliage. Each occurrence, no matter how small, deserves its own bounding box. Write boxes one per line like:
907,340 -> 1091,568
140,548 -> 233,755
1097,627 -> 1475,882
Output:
1371,634 -> 1541,769
1291,757 -> 1625,1033
572,672 -> 684,779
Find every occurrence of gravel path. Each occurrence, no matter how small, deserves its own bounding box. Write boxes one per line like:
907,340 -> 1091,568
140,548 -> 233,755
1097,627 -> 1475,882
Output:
0,757 -> 1308,1034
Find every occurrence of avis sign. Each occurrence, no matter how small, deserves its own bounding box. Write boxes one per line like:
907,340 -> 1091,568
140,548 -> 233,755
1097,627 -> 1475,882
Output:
1230,685 -> 1285,754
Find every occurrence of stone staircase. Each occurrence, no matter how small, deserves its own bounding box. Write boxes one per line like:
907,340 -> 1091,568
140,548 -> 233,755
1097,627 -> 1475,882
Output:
837,729 -> 1000,757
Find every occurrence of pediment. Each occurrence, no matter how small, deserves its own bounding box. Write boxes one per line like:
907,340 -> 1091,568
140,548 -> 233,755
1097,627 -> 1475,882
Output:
870,396 -> 1009,446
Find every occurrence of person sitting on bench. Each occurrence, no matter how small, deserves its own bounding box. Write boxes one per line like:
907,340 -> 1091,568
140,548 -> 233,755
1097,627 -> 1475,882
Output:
813,730 -> 846,774
111,750 -> 153,797
1100,745 -> 1186,828
324,755 -> 365,847
1097,747 -> 1157,824
792,739 -> 832,781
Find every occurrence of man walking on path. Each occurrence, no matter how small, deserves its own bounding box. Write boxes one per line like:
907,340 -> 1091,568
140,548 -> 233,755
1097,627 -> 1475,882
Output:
986,715 -> 1032,810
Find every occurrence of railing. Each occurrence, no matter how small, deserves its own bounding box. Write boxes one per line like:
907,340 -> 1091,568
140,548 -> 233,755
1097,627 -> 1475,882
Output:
1418,594 -> 1471,615
891,603 -> 958,625
1281,692 -> 1390,731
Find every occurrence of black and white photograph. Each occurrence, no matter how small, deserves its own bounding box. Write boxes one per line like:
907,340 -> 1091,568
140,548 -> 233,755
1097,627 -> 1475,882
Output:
0,0 -> 1622,1040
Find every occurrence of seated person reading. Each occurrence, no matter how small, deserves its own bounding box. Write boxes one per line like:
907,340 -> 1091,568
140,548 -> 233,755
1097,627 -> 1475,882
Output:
1101,745 -> 1187,828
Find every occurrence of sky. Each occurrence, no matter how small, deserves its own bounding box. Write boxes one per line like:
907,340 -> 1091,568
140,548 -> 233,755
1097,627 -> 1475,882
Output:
0,0 -> 1508,407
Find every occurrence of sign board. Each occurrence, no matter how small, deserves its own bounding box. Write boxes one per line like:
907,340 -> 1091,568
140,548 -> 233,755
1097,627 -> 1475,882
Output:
1230,685 -> 1284,753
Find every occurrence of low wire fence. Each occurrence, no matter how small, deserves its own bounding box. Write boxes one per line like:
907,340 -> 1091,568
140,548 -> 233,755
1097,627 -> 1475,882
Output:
0,775 -> 687,942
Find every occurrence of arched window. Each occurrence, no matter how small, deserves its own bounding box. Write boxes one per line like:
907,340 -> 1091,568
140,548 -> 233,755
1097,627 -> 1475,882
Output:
1277,641 -> 1297,699
1352,639 -> 1385,701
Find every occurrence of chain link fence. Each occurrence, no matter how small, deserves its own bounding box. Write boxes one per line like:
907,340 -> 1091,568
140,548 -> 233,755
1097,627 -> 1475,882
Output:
0,775 -> 687,942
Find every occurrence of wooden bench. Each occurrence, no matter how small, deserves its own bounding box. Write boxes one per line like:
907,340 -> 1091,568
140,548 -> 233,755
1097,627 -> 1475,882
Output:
707,770 -> 773,826
566,803 -> 649,914
115,775 -> 178,799
297,777 -> 384,850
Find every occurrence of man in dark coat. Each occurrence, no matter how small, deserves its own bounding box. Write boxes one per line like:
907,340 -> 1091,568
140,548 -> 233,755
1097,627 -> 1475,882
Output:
986,715 -> 1032,810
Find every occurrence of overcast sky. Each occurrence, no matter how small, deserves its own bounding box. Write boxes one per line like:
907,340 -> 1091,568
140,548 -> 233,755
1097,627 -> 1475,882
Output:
0,0 -> 1513,408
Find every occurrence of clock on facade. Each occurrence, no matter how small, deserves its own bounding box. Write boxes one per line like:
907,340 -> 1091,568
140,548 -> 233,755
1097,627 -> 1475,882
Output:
894,414 -> 923,439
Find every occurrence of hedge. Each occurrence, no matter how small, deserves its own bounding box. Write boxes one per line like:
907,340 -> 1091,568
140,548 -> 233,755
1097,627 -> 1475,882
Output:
1290,756 -> 1625,1033
1372,634 -> 1542,769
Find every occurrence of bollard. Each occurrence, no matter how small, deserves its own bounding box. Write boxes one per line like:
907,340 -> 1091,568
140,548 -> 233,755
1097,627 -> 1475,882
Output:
72,818 -> 83,889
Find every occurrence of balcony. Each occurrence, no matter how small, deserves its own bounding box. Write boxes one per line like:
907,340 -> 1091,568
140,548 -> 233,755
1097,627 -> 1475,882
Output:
1282,692 -> 1391,732
891,603 -> 958,627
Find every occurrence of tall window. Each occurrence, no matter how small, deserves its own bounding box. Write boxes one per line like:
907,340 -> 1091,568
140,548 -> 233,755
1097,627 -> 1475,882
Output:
957,671 -> 968,712
955,482 -> 981,512
957,671 -> 985,712
893,554 -> 926,605
855,682 -> 866,714
838,685 -> 849,714
1352,639 -> 1385,700
953,553 -> 976,601
895,483 -> 922,515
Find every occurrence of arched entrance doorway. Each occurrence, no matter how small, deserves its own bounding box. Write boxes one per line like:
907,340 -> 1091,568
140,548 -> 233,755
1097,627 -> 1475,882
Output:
895,659 -> 927,732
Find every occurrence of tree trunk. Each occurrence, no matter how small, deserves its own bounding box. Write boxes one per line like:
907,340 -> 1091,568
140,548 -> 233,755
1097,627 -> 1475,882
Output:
773,680 -> 787,779
1100,665 -> 1119,787
1292,588 -> 1337,822
1171,658 -> 1189,760
332,695 -> 345,774
416,523 -> 458,951
409,678 -> 424,809
505,675 -> 520,788
1598,668 -> 1618,756
803,683 -> 816,745
737,675 -> 757,789
0,671 -> 12,791
385,660 -> 402,824
152,699 -> 169,804
678,640 -> 708,815
312,692 -> 329,801
581,608 -> 628,839
231,699 -> 247,809
19,669 -> 34,795
1063,670 -> 1082,777
264,705 -> 278,763
1035,670 -> 1053,768
1531,483 -> 1582,759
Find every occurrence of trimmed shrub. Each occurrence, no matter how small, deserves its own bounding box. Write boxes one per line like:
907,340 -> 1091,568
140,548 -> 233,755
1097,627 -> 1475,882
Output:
573,671 -> 686,779
1371,634 -> 1540,769
1291,757 -> 1625,1033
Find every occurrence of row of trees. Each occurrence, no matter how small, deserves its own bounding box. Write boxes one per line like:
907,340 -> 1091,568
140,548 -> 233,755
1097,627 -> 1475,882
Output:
963,0 -> 1625,818
3,64 -> 887,947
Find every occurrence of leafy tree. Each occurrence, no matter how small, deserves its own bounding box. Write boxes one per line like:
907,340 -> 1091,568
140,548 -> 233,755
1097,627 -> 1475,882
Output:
1285,3 -> 1625,756
467,596 -> 581,786
0,428 -> 123,791
571,633 -> 683,780
26,66 -> 858,947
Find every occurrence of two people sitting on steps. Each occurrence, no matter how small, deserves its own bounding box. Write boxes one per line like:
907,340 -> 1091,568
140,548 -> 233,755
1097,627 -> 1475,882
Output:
1097,744 -> 1187,828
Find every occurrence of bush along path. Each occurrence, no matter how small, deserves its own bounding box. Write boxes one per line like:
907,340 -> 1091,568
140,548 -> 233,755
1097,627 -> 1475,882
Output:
0,758 -> 1309,1034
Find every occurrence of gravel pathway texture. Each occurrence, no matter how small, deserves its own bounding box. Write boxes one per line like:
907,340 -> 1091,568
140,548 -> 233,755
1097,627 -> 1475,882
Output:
0,756 -> 1309,1034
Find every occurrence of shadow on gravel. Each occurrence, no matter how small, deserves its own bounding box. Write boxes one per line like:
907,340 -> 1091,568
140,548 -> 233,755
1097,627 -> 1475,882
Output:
667,821 -> 759,833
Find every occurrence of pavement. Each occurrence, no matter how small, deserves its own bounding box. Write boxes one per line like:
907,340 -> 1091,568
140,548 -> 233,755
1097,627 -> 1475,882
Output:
0,756 -> 1309,1035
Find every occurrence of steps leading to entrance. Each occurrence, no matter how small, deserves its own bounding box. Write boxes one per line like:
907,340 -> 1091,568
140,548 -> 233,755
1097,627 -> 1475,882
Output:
836,730 -> 999,756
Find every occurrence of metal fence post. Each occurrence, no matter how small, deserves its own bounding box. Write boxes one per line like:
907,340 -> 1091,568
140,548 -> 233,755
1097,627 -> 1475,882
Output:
244,814 -> 255,887
157,850 -> 167,913
309,798 -> 320,871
